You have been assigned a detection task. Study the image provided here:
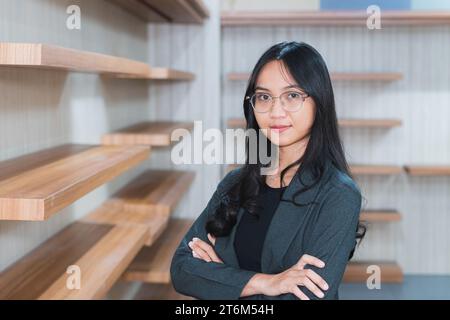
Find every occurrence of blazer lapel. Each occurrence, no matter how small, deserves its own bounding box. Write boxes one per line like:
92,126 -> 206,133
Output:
215,160 -> 333,271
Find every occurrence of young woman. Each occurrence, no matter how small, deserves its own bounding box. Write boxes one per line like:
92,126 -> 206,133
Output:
170,41 -> 365,300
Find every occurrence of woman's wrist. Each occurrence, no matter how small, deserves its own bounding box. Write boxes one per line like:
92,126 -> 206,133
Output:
240,273 -> 273,297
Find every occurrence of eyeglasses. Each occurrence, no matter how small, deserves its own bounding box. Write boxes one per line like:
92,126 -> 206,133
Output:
245,91 -> 309,113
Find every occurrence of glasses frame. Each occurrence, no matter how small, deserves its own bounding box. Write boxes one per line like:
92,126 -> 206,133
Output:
245,91 -> 310,113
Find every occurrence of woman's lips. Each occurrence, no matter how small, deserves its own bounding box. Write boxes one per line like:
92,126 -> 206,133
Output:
270,125 -> 291,133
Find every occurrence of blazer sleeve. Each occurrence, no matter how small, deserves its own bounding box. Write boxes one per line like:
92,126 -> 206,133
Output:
170,170 -> 258,300
240,184 -> 362,300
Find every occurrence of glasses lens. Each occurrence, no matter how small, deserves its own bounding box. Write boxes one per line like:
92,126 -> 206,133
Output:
252,93 -> 272,113
280,92 -> 304,112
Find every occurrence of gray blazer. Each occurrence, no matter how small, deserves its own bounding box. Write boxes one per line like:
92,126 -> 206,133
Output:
170,158 -> 362,300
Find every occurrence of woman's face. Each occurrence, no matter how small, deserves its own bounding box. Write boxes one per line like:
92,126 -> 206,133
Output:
253,60 -> 316,147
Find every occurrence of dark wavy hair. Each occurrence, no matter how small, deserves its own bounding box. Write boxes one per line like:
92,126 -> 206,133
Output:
206,41 -> 366,254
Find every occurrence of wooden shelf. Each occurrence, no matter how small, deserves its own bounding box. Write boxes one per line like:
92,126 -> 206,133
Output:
0,43 -> 194,81
404,165 -> 450,176
360,210 -> 402,222
343,261 -> 403,283
350,165 -> 404,176
227,118 -> 402,129
0,144 -> 149,221
102,121 -> 194,146
338,119 -> 402,128
111,0 -> 209,24
83,205 -> 169,246
227,164 -> 404,176
221,11 -> 450,26
123,218 -> 194,283
0,221 -> 148,299
104,169 -> 195,216
227,72 -> 402,82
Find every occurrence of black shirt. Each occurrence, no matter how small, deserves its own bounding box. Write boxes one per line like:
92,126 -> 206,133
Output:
234,183 -> 288,273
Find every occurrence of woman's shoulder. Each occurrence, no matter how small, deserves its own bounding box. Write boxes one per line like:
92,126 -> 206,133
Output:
216,166 -> 243,195
325,162 -> 362,205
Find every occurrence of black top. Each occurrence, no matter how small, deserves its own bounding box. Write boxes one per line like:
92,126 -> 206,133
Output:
234,183 -> 288,273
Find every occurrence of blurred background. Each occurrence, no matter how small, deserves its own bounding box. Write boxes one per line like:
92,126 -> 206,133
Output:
0,0 -> 449,300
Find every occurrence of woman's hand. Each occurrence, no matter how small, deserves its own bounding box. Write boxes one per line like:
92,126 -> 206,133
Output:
259,254 -> 329,300
188,233 -> 223,264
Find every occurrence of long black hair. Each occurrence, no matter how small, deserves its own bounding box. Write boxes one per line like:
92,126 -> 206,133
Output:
206,41 -> 366,248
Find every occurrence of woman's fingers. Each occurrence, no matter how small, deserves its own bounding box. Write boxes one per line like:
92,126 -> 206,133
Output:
296,254 -> 325,270
189,242 -> 211,262
299,276 -> 325,299
207,233 -> 216,246
303,269 -> 329,291
291,285 -> 310,300
188,238 -> 223,263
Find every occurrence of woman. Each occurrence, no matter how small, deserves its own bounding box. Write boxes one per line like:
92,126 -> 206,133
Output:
170,41 -> 365,300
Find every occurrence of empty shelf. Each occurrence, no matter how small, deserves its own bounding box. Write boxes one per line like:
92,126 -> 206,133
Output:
0,42 -> 151,77
360,210 -> 402,222
83,205 -> 170,246
0,221 -> 148,299
404,165 -> 450,176
227,118 -> 402,129
102,121 -> 194,146
227,72 -> 402,82
351,165 -> 404,175
343,261 -> 403,283
123,218 -> 193,283
221,11 -> 450,26
0,43 -> 194,80
105,169 -> 195,216
0,144 -> 149,221
111,0 -> 209,24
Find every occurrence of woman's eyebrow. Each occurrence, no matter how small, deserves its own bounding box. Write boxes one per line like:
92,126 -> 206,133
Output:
254,85 -> 304,91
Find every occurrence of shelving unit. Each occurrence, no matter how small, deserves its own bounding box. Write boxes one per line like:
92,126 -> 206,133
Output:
0,221 -> 148,299
83,169 -> 194,245
221,11 -> 450,26
111,0 -> 209,24
102,121 -> 194,147
0,144 -> 149,221
227,72 -> 403,82
343,261 -> 403,283
0,43 -> 194,80
360,210 -> 402,222
227,118 -> 402,129
83,205 -> 170,247
103,169 -> 195,216
404,165 -> 450,176
350,165 -> 404,176
123,218 -> 194,283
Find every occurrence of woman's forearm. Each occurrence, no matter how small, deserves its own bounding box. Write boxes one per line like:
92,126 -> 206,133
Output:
240,273 -> 272,297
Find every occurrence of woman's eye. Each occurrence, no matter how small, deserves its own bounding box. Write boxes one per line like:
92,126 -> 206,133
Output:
287,92 -> 301,99
257,94 -> 270,101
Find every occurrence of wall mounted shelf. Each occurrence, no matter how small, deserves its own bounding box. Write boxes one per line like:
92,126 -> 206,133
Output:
0,144 -> 149,221
227,72 -> 403,82
111,0 -> 209,24
404,165 -> 450,176
350,165 -> 404,175
0,43 -> 194,81
104,169 -> 195,216
102,121 -> 194,146
0,221 -> 148,299
221,11 -> 450,26
360,210 -> 402,222
123,218 -> 193,283
343,261 -> 403,283
227,118 -> 402,129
